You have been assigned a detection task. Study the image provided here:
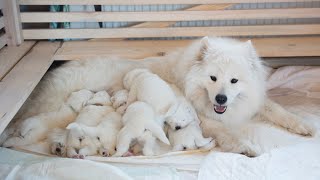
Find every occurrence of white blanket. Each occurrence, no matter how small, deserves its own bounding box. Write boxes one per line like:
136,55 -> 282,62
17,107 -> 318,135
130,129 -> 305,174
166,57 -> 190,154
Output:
1,66 -> 319,180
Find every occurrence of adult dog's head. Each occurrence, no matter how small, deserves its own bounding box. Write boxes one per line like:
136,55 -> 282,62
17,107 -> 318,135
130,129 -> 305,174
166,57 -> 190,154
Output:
183,37 -> 266,126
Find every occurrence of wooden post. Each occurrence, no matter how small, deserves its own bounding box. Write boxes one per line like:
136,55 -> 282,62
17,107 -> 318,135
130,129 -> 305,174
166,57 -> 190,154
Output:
3,0 -> 23,46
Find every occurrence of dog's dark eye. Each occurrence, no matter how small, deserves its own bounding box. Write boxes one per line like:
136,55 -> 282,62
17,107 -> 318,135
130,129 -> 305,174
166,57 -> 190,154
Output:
96,136 -> 100,141
210,76 -> 217,82
231,78 -> 238,84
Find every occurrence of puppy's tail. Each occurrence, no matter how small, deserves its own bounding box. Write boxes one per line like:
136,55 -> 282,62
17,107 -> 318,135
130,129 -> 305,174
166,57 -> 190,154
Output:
146,122 -> 170,145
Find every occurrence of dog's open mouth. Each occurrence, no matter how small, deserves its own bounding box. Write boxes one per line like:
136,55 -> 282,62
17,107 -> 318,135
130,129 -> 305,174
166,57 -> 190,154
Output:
214,105 -> 227,114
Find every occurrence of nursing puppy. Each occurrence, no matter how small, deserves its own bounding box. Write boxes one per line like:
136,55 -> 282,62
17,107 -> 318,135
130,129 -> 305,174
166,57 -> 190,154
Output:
49,90 -> 112,156
113,101 -> 170,157
123,68 -> 177,118
110,89 -> 129,115
3,89 -> 94,148
166,97 -> 215,151
68,111 -> 122,157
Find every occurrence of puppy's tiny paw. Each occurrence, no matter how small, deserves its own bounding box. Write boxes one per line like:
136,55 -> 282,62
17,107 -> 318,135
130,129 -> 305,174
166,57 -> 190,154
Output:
123,151 -> 134,157
72,154 -> 84,159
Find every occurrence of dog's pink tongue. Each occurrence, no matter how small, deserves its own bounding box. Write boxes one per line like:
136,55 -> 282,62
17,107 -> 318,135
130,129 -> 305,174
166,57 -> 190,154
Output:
215,106 -> 225,112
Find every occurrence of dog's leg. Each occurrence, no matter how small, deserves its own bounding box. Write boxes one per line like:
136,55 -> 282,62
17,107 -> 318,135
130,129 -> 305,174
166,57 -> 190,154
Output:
78,146 -> 97,157
260,98 -> 314,136
67,147 -> 78,158
199,115 -> 257,156
142,133 -> 156,156
113,130 -> 134,157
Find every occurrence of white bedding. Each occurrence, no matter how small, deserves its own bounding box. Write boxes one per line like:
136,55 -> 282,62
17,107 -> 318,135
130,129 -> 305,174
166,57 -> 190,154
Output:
1,66 -> 319,180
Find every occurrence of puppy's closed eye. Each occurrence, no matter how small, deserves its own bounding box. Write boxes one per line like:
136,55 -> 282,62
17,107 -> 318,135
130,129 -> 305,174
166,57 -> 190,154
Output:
96,136 -> 100,141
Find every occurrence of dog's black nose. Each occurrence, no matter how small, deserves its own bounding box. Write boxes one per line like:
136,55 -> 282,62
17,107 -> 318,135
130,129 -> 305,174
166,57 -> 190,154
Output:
56,147 -> 61,153
215,94 -> 227,104
175,126 -> 181,130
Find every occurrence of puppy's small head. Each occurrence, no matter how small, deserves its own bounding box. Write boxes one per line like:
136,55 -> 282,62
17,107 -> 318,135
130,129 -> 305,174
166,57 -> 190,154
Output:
66,123 -> 87,146
86,91 -> 112,106
123,68 -> 150,89
66,89 -> 94,112
165,101 -> 196,130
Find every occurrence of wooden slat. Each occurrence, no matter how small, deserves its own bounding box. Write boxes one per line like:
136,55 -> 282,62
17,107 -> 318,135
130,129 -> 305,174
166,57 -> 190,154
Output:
0,34 -> 7,50
18,0 -> 320,5
0,42 -> 60,134
0,41 -> 36,80
0,17 -> 5,29
23,24 -> 320,39
3,0 -> 23,45
53,37 -> 320,60
20,8 -> 320,22
0,0 -> 3,9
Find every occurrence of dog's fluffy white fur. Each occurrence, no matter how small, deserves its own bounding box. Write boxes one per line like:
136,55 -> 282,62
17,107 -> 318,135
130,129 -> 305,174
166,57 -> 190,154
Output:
110,89 -> 129,115
165,97 -> 215,151
8,37 -> 314,156
113,101 -> 170,157
68,111 -> 122,157
123,68 -> 177,116
2,89 -> 94,148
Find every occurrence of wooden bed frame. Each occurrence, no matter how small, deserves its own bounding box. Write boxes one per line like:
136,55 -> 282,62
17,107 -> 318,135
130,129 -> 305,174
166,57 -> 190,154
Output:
0,0 -> 320,134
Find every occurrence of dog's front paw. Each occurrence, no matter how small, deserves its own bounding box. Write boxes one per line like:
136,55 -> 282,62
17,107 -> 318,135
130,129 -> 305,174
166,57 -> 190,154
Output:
287,122 -> 315,137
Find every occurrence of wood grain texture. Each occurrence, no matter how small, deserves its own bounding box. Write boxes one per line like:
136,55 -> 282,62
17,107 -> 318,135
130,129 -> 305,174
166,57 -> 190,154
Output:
20,8 -> 320,22
53,37 -> 320,60
19,0 -> 320,5
0,42 -> 60,134
0,41 -> 35,80
3,0 -> 23,45
23,24 -> 320,39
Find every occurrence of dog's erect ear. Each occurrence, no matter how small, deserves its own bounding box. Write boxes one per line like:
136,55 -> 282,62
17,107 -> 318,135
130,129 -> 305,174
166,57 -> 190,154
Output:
243,40 -> 262,71
197,36 -> 210,61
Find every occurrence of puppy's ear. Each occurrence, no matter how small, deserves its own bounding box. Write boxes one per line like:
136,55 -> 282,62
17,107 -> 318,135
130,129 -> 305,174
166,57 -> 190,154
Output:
197,36 -> 210,61
66,123 -> 80,130
243,40 -> 263,72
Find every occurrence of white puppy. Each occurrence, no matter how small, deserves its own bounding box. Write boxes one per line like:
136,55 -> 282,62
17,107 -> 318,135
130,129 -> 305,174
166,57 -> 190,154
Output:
3,89 -> 94,147
123,68 -> 177,117
110,89 -> 129,114
65,104 -> 114,158
68,111 -> 122,157
48,128 -> 69,157
113,101 -> 170,157
166,97 -> 215,151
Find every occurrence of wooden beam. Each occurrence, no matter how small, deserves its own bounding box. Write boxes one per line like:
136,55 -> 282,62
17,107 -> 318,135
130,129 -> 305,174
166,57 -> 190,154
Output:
0,17 -> 5,29
23,24 -> 320,39
0,42 -> 60,134
3,0 -> 23,46
53,37 -> 320,60
20,8 -> 320,22
19,0 -> 320,5
0,41 -> 36,80
0,34 -> 7,49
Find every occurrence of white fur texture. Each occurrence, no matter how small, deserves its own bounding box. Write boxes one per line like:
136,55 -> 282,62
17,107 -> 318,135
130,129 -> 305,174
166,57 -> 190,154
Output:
7,37 -> 314,157
113,101 -> 170,157
2,89 -> 94,148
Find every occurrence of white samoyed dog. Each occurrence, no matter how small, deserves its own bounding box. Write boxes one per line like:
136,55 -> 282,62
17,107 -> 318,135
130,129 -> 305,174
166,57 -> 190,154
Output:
113,101 -> 170,157
68,111 -> 122,157
2,89 -> 94,148
10,37 -> 314,156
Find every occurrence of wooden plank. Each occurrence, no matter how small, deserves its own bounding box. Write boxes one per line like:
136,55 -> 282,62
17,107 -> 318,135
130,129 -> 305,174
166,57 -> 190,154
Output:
0,42 -> 60,134
23,24 -> 320,39
0,17 -> 5,30
19,0 -> 320,5
0,34 -> 7,50
53,37 -> 320,60
20,8 -> 320,22
89,4 -> 234,41
3,0 -> 23,45
0,41 -> 36,80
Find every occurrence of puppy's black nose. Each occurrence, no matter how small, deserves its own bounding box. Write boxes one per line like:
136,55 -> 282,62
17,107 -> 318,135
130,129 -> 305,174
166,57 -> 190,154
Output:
215,94 -> 227,105
56,147 -> 61,153
175,126 -> 181,130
